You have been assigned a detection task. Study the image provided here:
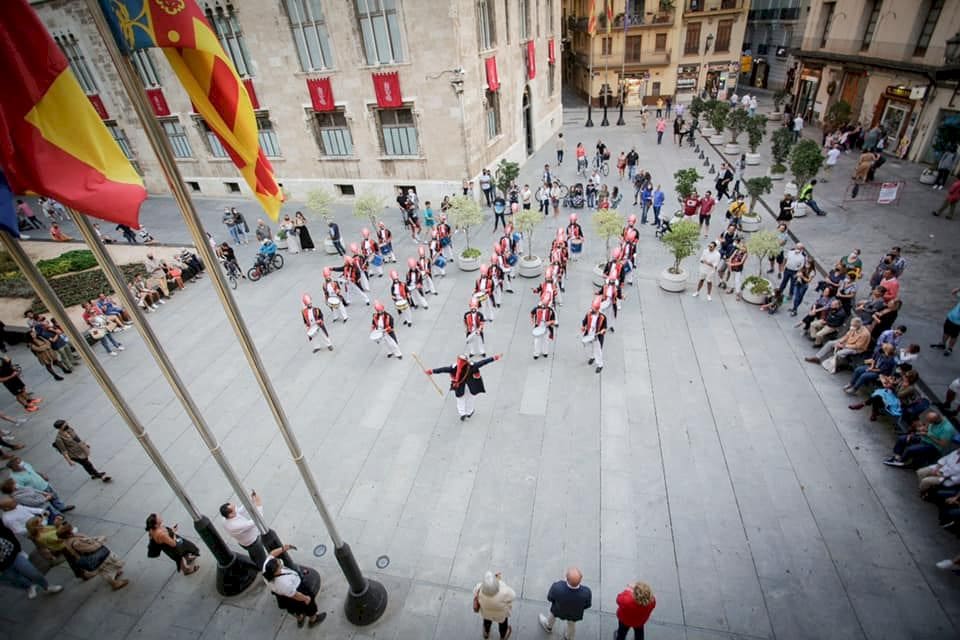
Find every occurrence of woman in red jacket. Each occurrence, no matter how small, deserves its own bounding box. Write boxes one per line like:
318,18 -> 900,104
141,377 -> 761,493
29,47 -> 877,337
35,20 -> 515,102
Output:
615,581 -> 656,639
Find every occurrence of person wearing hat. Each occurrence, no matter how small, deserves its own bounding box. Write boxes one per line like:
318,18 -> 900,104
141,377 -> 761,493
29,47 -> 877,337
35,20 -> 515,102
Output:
464,299 -> 487,357
473,570 -> 515,639
581,297 -> 608,373
424,354 -> 502,421
322,268 -> 350,322
530,294 -> 558,360
474,264 -> 497,321
405,257 -> 430,310
52,420 -> 110,483
388,271 -> 416,327
376,221 -> 396,263
371,301 -> 403,359
300,294 -> 333,353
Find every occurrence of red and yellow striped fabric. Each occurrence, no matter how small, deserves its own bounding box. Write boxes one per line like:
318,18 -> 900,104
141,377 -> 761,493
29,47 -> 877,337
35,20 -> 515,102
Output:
0,0 -> 146,227
587,0 -> 598,36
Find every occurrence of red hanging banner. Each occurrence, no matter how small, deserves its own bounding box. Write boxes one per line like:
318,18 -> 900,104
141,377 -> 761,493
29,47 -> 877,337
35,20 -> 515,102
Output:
307,77 -> 335,112
372,72 -> 403,108
548,39 -> 556,64
145,88 -> 170,116
527,41 -> 537,79
485,57 -> 500,92
88,94 -> 108,119
242,78 -> 260,109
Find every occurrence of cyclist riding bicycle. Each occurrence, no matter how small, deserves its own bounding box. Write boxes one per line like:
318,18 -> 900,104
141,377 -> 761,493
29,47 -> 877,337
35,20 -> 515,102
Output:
253,238 -> 278,270
217,242 -> 242,277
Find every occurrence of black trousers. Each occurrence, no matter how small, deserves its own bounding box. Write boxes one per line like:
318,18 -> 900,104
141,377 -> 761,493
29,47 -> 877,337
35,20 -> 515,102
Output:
493,212 -> 506,230
483,619 -> 509,637
333,240 -> 345,256
75,457 -> 102,478
241,537 -> 268,568
616,621 -> 645,640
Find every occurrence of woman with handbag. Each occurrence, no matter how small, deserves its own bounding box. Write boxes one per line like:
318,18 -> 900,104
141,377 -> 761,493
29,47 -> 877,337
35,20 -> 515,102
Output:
26,329 -> 72,381
145,513 -> 200,575
263,544 -> 325,628
57,523 -> 129,590
473,570 -> 515,639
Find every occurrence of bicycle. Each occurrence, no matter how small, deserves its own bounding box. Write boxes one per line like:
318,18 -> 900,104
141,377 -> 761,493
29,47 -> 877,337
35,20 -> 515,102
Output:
247,253 -> 284,282
552,180 -> 570,198
592,156 -> 610,177
221,258 -> 242,289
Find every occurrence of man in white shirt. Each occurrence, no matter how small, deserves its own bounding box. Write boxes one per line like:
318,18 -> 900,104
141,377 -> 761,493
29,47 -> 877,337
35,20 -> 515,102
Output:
220,489 -> 267,567
692,241 -> 722,301
144,253 -> 171,297
777,243 -> 807,296
917,449 -> 960,492
823,144 -> 841,181
793,115 -> 804,141
0,496 -> 46,534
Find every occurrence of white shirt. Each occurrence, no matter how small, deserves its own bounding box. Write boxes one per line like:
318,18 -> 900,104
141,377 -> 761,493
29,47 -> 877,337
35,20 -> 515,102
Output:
263,558 -> 301,597
222,504 -> 262,547
826,148 -> 841,166
794,116 -> 804,132
1,504 -> 46,535
741,94 -> 751,107
700,248 -> 721,270
784,249 -> 806,271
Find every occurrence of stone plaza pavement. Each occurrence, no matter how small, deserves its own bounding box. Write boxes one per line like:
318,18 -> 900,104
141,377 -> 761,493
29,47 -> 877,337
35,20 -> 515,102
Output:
2,103 -> 959,640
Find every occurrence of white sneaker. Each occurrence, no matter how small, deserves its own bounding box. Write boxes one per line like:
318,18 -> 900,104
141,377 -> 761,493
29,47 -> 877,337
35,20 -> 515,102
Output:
538,613 -> 553,633
157,299 -> 167,304
117,345 -> 125,351
109,351 -> 118,357
936,559 -> 959,570
27,585 -> 38,599
707,295 -> 712,301
46,585 -> 63,594
691,292 -> 699,297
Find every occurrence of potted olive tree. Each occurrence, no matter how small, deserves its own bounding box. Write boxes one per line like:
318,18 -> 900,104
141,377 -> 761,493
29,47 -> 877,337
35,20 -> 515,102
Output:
745,114 -> 767,165
448,195 -> 485,271
306,188 -> 339,254
353,193 -> 384,229
674,167 -> 701,206
769,88 -> 789,122
514,208 -> 544,278
495,158 -> 520,197
706,100 -> 730,146
725,107 -> 750,155
592,208 -> 625,285
741,176 -> 773,232
769,127 -> 793,180
658,219 -> 699,292
700,99 -> 719,137
742,229 -> 781,304
789,139 -> 825,217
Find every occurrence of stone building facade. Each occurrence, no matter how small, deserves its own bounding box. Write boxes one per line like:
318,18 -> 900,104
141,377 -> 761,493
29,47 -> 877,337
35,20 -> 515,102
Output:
793,0 -> 960,164
31,0 -> 563,202
562,0 -> 750,108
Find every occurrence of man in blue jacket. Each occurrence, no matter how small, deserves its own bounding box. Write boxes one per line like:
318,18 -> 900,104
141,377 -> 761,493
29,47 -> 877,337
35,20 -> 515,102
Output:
539,567 -> 592,639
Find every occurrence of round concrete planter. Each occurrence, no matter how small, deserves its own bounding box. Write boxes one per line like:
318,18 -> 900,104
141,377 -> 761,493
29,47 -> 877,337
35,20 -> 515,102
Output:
793,202 -> 809,218
741,277 -> 773,305
709,134 -> 726,145
740,215 -> 762,232
658,267 -> 688,292
767,111 -> 782,122
724,142 -> 741,155
518,255 -> 543,278
701,125 -> 716,137
274,236 -> 289,250
323,238 -> 338,255
783,181 -> 798,198
769,169 -> 786,181
745,152 -> 761,165
457,253 -> 481,272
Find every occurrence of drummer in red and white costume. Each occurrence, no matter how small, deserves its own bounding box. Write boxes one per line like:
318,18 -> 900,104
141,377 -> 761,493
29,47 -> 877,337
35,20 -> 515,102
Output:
530,293 -> 557,360
301,293 -> 333,352
405,257 -> 430,309
428,231 -> 447,277
566,214 -> 584,261
623,213 -> 639,238
581,296 -> 608,373
545,265 -> 564,306
389,270 -> 415,326
499,223 -> 518,257
532,270 -> 560,313
463,298 -> 486,357
621,227 -> 638,286
474,263 -> 496,321
436,215 -> 453,258
416,247 -> 438,295
603,247 -> 626,287
371,300 -> 403,359
322,267 -> 349,322
360,228 -> 383,278
377,222 -> 397,263
488,254 -> 505,306
333,256 -> 370,305
348,243 -> 372,291
597,276 -> 623,333
491,244 -> 515,294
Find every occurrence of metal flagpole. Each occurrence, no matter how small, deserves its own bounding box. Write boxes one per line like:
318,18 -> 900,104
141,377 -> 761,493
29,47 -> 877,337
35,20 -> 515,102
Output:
66,208 -> 284,575
0,230 -> 258,596
616,6 -> 627,126
84,0 -> 387,625
601,9 -> 610,126
586,34 -> 595,127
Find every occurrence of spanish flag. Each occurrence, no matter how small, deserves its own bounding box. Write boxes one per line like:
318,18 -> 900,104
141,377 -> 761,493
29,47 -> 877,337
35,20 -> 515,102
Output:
99,0 -> 283,221
587,0 -> 598,36
0,0 -> 146,228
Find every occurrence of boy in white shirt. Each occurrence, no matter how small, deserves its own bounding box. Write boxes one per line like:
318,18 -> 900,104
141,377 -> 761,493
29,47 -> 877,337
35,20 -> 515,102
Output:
823,144 -> 841,181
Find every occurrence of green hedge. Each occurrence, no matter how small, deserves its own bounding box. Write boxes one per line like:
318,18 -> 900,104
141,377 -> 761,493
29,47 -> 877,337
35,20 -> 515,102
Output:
0,249 -> 99,281
29,263 -> 147,314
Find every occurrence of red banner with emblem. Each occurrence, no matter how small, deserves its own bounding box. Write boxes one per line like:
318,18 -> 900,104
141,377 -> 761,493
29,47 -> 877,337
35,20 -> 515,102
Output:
88,94 -> 108,119
548,39 -> 556,64
307,77 -> 335,112
145,88 -> 170,116
372,72 -> 402,108
527,41 -> 536,79
242,78 -> 260,109
484,57 -> 500,92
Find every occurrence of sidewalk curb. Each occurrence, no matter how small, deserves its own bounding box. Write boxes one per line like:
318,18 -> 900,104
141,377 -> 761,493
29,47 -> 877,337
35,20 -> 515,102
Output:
697,131 -> 948,416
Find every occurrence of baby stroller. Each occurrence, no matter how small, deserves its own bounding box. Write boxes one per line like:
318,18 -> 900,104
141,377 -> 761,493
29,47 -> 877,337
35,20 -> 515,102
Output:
655,215 -> 676,240
563,183 -> 585,209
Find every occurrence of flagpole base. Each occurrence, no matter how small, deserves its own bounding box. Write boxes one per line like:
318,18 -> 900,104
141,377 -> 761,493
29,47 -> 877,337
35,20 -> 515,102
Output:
601,105 -> 609,126
616,103 -> 625,126
193,516 -> 260,597
336,543 -> 388,625
585,104 -> 594,127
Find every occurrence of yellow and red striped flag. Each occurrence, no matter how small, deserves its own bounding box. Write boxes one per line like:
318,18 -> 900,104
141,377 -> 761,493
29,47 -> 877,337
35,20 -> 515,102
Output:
0,0 -> 146,228
606,0 -> 615,34
99,0 -> 283,220
587,0 -> 598,36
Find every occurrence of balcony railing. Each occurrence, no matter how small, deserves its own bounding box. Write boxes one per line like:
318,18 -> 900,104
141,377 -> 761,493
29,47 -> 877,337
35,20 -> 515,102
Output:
614,12 -> 675,28
798,36 -> 948,66
625,49 -> 672,66
685,0 -> 744,14
747,6 -> 800,21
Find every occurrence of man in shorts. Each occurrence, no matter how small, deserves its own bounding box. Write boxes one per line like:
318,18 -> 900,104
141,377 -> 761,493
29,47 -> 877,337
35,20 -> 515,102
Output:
691,241 -> 722,301
931,287 -> 960,356
698,190 -> 716,238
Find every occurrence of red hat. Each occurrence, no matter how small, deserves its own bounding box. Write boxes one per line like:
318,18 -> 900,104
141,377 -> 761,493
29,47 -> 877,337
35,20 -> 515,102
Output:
545,266 -> 554,279
361,228 -> 370,238
569,213 -> 578,222
592,296 -> 603,311
479,263 -> 489,275
343,256 -> 352,266
469,298 -> 479,309
611,247 -> 622,259
628,214 -> 637,225
389,269 -> 399,280
407,257 -> 417,268
349,242 -> 359,254
493,242 -> 502,254
301,293 -> 311,306
322,266 -> 332,278
626,229 -> 638,242
418,246 -> 426,257
374,300 -> 385,311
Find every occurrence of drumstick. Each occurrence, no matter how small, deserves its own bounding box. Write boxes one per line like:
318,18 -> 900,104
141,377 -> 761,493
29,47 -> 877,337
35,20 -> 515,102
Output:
411,352 -> 445,397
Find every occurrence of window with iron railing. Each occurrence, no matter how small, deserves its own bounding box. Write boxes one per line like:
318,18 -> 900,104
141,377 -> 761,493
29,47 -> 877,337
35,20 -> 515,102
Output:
861,1 -> 880,51
685,22 -> 701,55
626,35 -> 642,62
914,0 -> 944,56
715,19 -> 733,52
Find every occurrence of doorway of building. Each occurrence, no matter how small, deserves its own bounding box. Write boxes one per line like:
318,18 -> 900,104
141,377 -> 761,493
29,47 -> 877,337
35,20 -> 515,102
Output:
523,86 -> 534,156
880,102 -> 909,151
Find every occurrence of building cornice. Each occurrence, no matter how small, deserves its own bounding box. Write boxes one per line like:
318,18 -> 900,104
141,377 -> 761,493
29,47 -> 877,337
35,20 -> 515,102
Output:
793,48 -> 956,80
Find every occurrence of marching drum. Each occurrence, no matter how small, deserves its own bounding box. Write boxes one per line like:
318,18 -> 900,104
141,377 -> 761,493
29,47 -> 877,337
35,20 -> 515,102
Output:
395,298 -> 410,311
581,333 -> 595,344
380,243 -> 393,255
473,292 -> 488,304
307,326 -> 320,338
600,299 -> 611,311
440,237 -> 451,247
327,296 -> 341,309
371,254 -> 383,267
570,238 -> 583,254
434,255 -> 447,269
532,324 -> 547,337
369,329 -> 384,342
